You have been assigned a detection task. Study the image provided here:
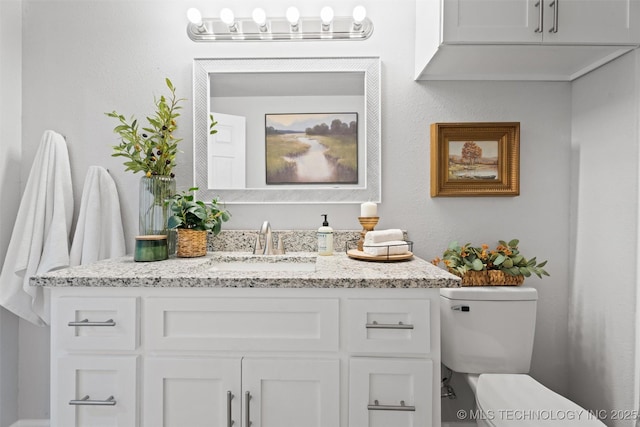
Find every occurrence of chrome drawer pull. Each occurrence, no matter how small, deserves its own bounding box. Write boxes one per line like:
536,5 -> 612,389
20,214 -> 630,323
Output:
69,395 -> 117,406
245,391 -> 252,426
548,0 -> 559,33
368,400 -> 415,412
365,321 -> 414,330
534,0 -> 544,33
227,390 -> 235,427
68,318 -> 116,327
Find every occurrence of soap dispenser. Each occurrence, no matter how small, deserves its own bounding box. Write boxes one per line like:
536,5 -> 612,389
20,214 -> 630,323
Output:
317,214 -> 334,256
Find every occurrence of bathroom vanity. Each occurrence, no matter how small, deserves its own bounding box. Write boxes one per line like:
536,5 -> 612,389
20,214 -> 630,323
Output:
33,242 -> 459,427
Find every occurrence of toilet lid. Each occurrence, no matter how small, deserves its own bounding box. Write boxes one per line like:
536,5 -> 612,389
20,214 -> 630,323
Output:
475,374 -> 605,426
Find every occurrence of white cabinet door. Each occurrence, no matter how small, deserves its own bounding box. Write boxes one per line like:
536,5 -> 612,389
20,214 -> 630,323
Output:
349,358 -> 433,427
242,358 -> 340,427
443,0 -> 540,43
55,356 -> 138,427
143,357 -> 241,427
544,0 -> 639,44
442,0 -> 638,44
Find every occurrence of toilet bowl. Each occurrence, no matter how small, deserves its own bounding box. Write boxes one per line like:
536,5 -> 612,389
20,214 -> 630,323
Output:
440,287 -> 605,426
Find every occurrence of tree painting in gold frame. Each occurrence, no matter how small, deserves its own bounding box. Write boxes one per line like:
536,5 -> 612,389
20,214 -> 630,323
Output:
430,122 -> 520,197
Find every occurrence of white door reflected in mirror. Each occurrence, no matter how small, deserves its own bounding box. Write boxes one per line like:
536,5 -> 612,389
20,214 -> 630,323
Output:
208,112 -> 246,189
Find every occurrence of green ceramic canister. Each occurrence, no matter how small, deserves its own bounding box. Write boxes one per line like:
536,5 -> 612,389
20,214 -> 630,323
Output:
134,235 -> 168,262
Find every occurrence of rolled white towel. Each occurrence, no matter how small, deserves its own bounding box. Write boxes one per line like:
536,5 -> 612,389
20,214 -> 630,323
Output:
363,240 -> 409,257
364,229 -> 404,244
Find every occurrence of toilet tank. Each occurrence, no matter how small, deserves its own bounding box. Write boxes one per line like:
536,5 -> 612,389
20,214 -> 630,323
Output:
440,287 -> 538,374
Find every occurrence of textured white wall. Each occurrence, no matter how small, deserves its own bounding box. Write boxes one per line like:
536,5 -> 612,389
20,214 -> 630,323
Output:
0,0 -> 22,425
19,0 -> 572,420
570,51 -> 639,426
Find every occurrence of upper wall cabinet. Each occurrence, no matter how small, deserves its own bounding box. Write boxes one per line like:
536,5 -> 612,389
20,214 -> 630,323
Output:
416,0 -> 640,81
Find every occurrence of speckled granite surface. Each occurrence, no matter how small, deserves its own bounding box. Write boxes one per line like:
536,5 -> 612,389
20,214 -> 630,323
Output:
209,229 -> 370,252
32,230 -> 459,289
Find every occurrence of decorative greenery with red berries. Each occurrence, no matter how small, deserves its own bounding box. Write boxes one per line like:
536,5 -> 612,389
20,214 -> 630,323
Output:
107,78 -> 185,177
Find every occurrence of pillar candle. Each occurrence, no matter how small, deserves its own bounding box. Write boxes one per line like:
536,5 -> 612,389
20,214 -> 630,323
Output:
360,201 -> 377,217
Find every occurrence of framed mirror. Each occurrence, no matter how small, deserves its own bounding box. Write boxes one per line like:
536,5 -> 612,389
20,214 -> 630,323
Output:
193,57 -> 381,204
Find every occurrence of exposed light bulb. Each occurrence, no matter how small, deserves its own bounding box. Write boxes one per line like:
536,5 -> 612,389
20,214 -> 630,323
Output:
252,8 -> 267,26
353,5 -> 367,23
320,6 -> 334,25
186,8 -> 203,26
220,8 -> 235,26
286,6 -> 300,25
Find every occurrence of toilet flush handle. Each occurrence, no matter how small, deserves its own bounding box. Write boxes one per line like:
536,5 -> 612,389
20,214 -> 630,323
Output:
451,305 -> 470,312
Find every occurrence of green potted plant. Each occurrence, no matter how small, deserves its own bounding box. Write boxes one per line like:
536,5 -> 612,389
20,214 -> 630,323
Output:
432,239 -> 549,286
167,187 -> 231,257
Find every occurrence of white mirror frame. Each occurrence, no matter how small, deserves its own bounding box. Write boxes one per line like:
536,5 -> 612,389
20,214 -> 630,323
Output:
193,57 -> 381,204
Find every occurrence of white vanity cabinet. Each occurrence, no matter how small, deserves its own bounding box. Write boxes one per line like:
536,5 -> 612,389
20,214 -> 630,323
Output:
49,287 -> 441,427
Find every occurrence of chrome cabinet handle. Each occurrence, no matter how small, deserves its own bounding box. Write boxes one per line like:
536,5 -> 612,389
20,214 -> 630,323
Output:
535,0 -> 544,33
227,391 -> 235,427
245,391 -> 252,426
548,0 -> 559,33
69,395 -> 116,406
68,318 -> 116,327
365,321 -> 414,330
367,400 -> 415,412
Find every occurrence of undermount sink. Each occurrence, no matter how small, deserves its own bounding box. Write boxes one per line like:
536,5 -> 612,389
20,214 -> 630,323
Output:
207,254 -> 317,273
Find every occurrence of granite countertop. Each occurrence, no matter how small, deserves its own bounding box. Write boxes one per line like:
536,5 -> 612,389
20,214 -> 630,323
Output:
31,251 -> 460,289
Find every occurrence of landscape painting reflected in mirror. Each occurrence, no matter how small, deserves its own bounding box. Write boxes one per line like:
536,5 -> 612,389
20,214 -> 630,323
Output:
265,113 -> 358,184
448,140 -> 500,180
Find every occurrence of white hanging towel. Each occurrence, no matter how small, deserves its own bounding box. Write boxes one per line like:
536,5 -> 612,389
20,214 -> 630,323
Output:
0,130 -> 73,326
70,166 -> 125,266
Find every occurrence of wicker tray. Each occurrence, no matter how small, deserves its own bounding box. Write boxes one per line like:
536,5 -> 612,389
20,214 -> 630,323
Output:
346,249 -> 414,262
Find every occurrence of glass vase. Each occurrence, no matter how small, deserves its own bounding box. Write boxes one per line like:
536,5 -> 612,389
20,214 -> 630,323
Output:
139,175 -> 176,254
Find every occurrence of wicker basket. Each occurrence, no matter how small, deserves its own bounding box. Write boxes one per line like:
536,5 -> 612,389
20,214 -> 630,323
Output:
457,270 -> 525,286
176,228 -> 208,258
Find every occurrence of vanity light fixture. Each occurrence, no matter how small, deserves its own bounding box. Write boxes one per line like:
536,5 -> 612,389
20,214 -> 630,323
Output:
252,8 -> 269,33
352,5 -> 367,31
286,6 -> 301,32
220,8 -> 238,33
186,5 -> 373,42
320,6 -> 334,31
186,8 -> 207,33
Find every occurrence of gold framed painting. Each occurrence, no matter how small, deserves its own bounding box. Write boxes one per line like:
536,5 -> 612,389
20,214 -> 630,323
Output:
430,122 -> 520,197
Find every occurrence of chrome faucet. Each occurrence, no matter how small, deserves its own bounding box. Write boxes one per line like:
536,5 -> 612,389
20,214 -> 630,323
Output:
254,221 -> 284,255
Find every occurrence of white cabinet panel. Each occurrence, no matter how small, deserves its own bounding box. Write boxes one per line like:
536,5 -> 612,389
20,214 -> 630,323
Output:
443,0 -> 540,43
347,298 -> 430,355
242,358 -> 340,427
349,358 -> 433,427
143,357 -> 241,427
145,297 -> 339,352
443,0 -> 638,44
55,356 -> 138,427
55,297 -> 138,351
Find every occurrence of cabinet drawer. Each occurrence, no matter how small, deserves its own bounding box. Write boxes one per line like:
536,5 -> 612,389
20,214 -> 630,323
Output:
53,355 -> 138,427
54,297 -> 138,351
349,357 -> 433,427
347,299 -> 430,354
145,297 -> 339,352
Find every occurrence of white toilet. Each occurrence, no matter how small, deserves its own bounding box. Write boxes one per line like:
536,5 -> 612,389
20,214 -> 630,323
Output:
440,287 -> 605,426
